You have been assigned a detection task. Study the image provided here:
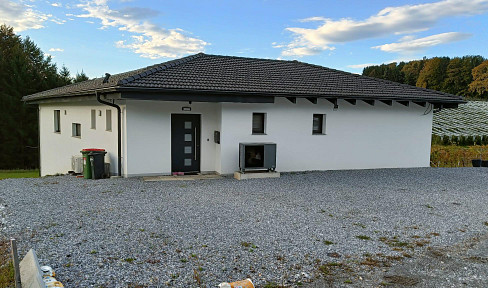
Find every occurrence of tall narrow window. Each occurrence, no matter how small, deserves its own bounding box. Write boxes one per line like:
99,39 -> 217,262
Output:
54,110 -> 61,133
91,109 -> 96,129
312,114 -> 326,134
72,123 -> 81,137
106,109 -> 112,131
252,113 -> 266,134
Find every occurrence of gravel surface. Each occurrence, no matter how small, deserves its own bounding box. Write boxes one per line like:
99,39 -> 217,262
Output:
1,168 -> 487,287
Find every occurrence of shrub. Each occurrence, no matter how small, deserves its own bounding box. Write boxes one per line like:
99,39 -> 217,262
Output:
442,135 -> 451,145
475,135 -> 483,145
466,136 -> 475,146
483,135 -> 488,145
451,135 -> 458,145
431,135 -> 442,145
459,136 -> 467,146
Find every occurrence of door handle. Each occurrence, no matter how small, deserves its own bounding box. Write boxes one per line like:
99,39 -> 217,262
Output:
194,127 -> 197,161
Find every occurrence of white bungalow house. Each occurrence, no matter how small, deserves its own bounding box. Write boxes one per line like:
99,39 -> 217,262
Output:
22,53 -> 464,177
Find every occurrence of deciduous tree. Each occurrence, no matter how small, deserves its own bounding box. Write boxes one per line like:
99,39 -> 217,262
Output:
469,60 -> 488,97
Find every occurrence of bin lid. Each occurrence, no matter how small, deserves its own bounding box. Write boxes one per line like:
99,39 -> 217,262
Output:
82,148 -> 105,152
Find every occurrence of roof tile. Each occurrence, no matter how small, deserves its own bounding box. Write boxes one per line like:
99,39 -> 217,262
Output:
22,53 -> 464,103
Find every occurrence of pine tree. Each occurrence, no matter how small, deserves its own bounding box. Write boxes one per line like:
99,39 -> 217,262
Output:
74,70 -> 89,83
0,25 -> 67,169
59,65 -> 72,85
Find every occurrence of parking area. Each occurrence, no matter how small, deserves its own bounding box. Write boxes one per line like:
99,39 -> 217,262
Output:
1,168 -> 487,287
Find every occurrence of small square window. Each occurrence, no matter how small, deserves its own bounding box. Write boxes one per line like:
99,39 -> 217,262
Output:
252,113 -> 266,134
72,123 -> 81,138
91,109 -> 96,129
54,110 -> 61,133
313,114 -> 325,134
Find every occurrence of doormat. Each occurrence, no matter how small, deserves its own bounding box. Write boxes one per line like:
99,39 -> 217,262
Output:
143,174 -> 223,181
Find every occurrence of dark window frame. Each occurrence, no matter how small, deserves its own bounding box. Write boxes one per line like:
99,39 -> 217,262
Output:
72,123 -> 81,138
312,114 -> 326,135
54,110 -> 61,133
252,113 -> 266,134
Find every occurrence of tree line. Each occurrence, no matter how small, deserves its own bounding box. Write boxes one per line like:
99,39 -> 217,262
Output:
362,56 -> 488,99
0,25 -> 89,169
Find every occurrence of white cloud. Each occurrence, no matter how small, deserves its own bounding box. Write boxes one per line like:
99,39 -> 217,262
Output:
299,16 -> 328,22
77,0 -> 208,59
347,63 -> 379,69
0,0 -> 50,31
373,32 -> 471,53
51,3 -> 62,7
49,48 -> 64,52
278,0 -> 488,57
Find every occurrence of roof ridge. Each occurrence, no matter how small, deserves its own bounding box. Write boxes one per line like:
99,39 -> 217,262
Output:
117,53 -> 205,85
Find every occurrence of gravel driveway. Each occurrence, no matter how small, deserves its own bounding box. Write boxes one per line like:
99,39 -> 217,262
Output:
1,168 -> 487,287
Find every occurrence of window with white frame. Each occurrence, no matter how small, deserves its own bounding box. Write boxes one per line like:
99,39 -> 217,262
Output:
312,114 -> 326,134
106,109 -> 112,131
91,109 -> 96,129
72,123 -> 81,137
54,110 -> 61,133
252,113 -> 266,134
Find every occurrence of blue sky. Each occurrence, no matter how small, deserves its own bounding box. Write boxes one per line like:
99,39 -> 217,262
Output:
2,0 -> 488,78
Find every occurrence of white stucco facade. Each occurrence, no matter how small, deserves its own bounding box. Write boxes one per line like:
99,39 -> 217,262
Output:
124,101 -> 221,177
219,98 -> 433,174
39,97 -> 433,177
39,101 -> 120,176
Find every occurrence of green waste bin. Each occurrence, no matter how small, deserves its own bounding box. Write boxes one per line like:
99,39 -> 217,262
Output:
81,149 -> 105,179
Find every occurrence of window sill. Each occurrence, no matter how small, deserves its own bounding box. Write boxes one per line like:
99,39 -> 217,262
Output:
72,136 -> 81,139
312,133 -> 326,135
54,131 -> 61,134
106,130 -> 112,132
252,133 -> 267,135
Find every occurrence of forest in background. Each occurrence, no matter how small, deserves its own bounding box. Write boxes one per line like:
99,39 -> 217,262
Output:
362,56 -> 488,99
0,25 -> 89,169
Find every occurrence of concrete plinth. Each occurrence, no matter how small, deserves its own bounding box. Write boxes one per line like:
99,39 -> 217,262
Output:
234,171 -> 280,180
20,249 -> 45,288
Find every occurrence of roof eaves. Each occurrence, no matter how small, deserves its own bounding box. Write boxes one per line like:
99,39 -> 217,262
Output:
22,86 -> 119,102
293,60 -> 464,101
115,86 -> 466,104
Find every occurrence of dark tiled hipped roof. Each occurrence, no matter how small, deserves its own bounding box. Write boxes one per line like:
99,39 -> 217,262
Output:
22,53 -> 464,103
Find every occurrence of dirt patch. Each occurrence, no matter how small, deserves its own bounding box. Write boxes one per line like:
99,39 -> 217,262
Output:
383,275 -> 419,286
304,233 -> 488,287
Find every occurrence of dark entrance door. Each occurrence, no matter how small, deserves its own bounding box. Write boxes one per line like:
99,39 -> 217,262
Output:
171,114 -> 201,173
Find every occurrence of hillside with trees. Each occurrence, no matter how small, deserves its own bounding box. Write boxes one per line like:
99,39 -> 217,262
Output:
362,56 -> 488,99
0,25 -> 89,169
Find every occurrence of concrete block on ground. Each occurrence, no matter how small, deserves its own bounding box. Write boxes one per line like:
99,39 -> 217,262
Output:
234,171 -> 280,180
20,249 -> 46,288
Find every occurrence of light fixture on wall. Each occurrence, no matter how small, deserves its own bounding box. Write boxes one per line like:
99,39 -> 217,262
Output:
64,110 -> 67,115
333,103 -> 339,110
99,110 -> 102,116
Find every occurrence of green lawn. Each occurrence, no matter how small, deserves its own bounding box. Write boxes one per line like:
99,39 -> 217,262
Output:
0,169 -> 39,180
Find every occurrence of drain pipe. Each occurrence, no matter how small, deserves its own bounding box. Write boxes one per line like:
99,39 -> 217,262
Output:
96,73 -> 122,176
